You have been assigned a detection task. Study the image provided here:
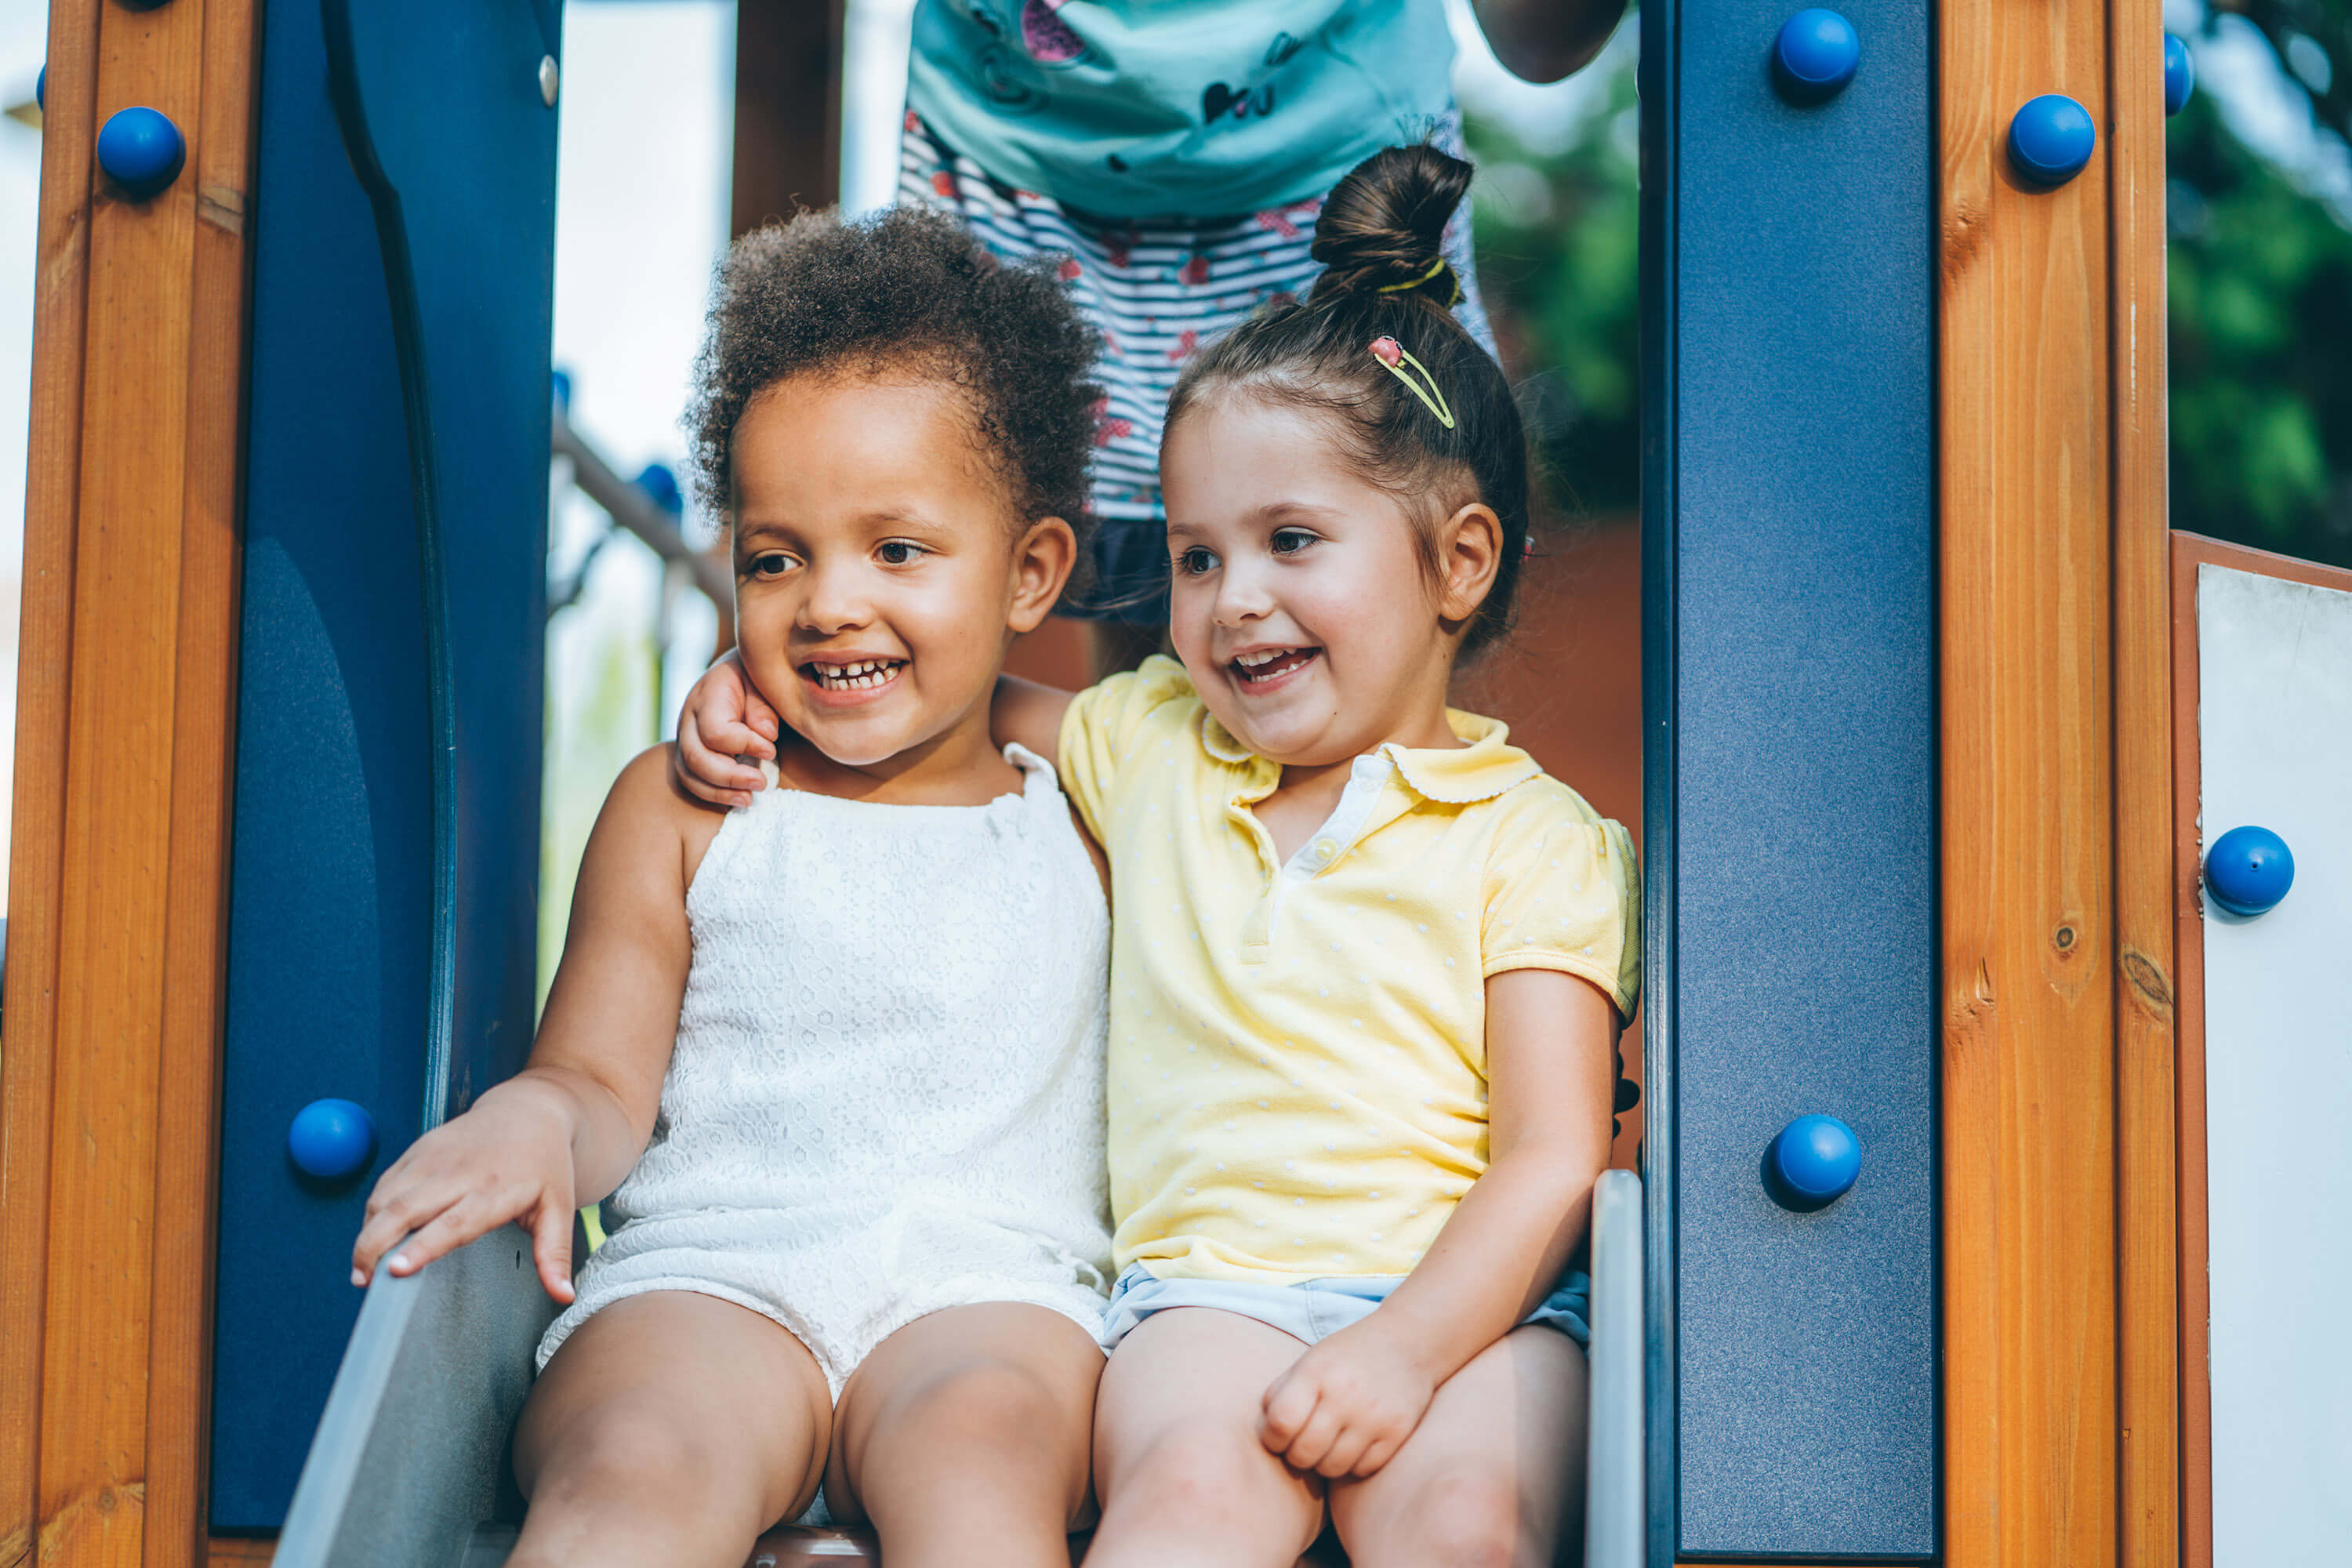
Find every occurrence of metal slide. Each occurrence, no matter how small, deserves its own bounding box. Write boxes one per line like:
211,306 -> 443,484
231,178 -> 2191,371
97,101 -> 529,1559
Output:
275,1173 -> 1646,1567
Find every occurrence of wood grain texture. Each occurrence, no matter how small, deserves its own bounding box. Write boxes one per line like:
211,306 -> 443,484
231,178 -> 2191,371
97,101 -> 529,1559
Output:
143,3 -> 261,1563
1940,0 -> 2122,1561
0,0 -> 257,1563
2106,0 -> 2180,1561
2165,532 -> 2352,1568
0,2 -> 100,1562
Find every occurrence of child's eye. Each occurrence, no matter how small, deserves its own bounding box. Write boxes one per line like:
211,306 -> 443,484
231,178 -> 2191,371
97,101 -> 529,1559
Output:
1270,528 -> 1317,556
877,539 -> 927,565
743,551 -> 793,579
1176,546 -> 1219,576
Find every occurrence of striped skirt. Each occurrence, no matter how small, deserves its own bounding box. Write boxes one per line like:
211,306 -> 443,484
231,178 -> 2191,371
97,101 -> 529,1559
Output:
897,110 -> 1496,622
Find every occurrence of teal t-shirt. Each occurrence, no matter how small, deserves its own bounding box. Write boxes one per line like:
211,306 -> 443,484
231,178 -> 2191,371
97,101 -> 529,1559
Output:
906,0 -> 1457,220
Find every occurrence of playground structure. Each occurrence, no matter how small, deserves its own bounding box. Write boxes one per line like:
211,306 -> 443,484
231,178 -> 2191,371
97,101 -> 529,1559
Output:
4,1 -> 2350,1566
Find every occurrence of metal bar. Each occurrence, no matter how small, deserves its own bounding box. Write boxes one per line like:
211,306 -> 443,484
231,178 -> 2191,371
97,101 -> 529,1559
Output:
551,408 -> 732,609
1586,1170 -> 1646,1568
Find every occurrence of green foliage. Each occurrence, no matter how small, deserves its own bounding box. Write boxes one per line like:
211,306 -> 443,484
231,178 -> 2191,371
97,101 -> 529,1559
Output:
1463,62 -> 1642,517
2166,75 -> 2352,566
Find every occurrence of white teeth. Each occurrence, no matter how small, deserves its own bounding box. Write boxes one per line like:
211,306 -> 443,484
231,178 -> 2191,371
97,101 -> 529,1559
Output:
808,659 -> 902,689
1235,648 -> 1291,669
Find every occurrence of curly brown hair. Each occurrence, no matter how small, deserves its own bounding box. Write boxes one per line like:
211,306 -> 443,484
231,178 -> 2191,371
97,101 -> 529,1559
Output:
688,205 -> 1102,541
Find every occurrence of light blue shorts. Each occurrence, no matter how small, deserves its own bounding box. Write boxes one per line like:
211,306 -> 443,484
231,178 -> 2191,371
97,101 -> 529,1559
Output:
1097,1265 -> 1591,1352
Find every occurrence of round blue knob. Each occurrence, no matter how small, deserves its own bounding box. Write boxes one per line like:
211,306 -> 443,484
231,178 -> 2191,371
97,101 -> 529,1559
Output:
2008,94 -> 2096,187
96,106 -> 187,198
1773,10 -> 1860,102
288,1098 -> 378,1181
550,367 -> 573,413
2164,34 -> 2194,116
2205,825 -> 2294,916
1765,1114 -> 1861,1210
35,66 -> 44,112
633,461 -> 684,517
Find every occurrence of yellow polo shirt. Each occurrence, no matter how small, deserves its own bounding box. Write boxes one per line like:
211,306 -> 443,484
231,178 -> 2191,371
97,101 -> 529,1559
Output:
1059,658 -> 1639,1283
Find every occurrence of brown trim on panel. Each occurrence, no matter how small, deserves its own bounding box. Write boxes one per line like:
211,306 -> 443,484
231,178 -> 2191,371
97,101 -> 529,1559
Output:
0,1 -> 101,1558
1,0 -> 260,1563
1940,0 -> 2124,1563
2166,532 -> 2352,1568
2106,0 -> 2180,1559
144,0 -> 263,1562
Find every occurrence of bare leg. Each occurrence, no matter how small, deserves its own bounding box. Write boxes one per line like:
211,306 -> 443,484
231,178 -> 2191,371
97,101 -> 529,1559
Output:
510,1291 -> 833,1568
1080,620 -> 1165,682
1081,1308 -> 1326,1568
825,1303 -> 1104,1568
1327,1327 -> 1588,1568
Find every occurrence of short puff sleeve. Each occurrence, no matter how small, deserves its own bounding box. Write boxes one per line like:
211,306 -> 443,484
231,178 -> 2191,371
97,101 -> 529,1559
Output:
1057,655 -> 1200,848
1479,782 -> 1641,1019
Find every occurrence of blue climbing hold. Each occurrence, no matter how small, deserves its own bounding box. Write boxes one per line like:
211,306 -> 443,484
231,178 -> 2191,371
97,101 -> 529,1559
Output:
35,65 -> 44,112
550,367 -> 573,413
288,1098 -> 378,1182
1773,9 -> 1860,102
634,461 -> 684,517
2008,94 -> 2096,186
96,105 -> 186,197
2165,34 -> 2195,117
2205,825 -> 2294,916
1765,1113 -> 1861,1211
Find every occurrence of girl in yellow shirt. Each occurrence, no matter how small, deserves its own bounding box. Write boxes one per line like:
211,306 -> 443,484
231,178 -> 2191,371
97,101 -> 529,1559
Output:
681,143 -> 1637,1566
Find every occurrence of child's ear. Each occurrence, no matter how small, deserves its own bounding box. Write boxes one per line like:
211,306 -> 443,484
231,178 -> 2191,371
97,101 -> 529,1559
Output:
1436,503 -> 1504,624
1007,516 -> 1079,633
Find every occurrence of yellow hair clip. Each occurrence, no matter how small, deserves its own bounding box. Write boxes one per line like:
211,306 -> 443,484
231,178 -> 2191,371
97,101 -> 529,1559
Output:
1374,255 -> 1463,307
1369,336 -> 1455,430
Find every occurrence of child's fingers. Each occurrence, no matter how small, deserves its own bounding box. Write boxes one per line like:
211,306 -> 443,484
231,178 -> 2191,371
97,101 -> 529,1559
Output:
1348,1432 -> 1405,1479
743,687 -> 782,743
673,714 -> 761,807
383,1196 -> 496,1278
530,1197 -> 579,1305
352,1185 -> 451,1285
1313,1423 -> 1376,1480
1280,1400 -> 1345,1474
1260,1367 -> 1319,1450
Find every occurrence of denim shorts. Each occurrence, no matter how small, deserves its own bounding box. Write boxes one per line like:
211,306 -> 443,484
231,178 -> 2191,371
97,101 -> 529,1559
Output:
1097,1264 -> 1590,1352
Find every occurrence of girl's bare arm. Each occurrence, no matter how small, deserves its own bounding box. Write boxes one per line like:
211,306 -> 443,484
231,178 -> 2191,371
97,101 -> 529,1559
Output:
1470,0 -> 1628,82
1257,967 -> 1617,1477
351,746 -> 706,1299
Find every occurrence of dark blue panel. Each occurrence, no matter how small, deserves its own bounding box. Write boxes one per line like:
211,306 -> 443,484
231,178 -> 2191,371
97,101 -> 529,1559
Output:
1643,0 -> 1938,1558
212,2 -> 554,1527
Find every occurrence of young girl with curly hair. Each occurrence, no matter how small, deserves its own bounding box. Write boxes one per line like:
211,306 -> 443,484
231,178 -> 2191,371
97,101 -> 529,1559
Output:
351,207 -> 1118,1568
681,143 -> 1638,1565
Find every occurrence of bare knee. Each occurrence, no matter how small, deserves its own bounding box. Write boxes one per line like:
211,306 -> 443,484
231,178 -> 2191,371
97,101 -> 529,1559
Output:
873,1355 -> 1077,1457
1353,1467 -> 1541,1568
1112,1416 -> 1294,1525
524,1404 -> 736,1515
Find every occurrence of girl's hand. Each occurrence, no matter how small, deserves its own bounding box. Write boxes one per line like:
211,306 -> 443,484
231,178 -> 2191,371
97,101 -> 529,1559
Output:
1258,1319 -> 1439,1479
350,1076 -> 583,1302
674,652 -> 781,808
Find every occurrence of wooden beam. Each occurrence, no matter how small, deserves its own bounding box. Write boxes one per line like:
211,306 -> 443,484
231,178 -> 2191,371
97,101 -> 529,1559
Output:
731,0 -> 845,237
0,0 -> 260,1562
2106,0 -> 2180,1559
1940,0 -> 2132,1563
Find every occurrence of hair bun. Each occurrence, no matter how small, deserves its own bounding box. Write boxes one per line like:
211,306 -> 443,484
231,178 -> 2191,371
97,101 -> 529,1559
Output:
1307,143 -> 1474,307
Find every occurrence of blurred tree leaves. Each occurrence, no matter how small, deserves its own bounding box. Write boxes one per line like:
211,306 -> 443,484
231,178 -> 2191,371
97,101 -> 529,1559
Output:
1464,59 -> 1642,517
2168,23 -> 2352,566
1462,16 -> 2352,567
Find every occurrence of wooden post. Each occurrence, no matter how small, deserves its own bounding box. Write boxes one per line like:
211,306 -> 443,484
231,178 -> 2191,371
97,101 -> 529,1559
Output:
1939,0 -> 2176,1562
0,0 -> 260,1564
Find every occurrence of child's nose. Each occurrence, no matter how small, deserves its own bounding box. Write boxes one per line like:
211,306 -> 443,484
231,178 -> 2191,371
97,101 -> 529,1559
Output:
797,563 -> 874,633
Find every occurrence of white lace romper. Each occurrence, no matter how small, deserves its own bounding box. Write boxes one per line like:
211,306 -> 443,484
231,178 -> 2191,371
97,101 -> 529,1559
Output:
537,742 -> 1114,1402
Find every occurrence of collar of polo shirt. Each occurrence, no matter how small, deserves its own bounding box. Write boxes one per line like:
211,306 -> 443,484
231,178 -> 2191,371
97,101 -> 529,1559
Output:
1196,706 -> 1543,806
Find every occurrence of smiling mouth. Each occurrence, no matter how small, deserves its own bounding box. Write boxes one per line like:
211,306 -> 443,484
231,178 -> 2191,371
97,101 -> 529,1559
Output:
1230,647 -> 1321,686
802,658 -> 906,692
